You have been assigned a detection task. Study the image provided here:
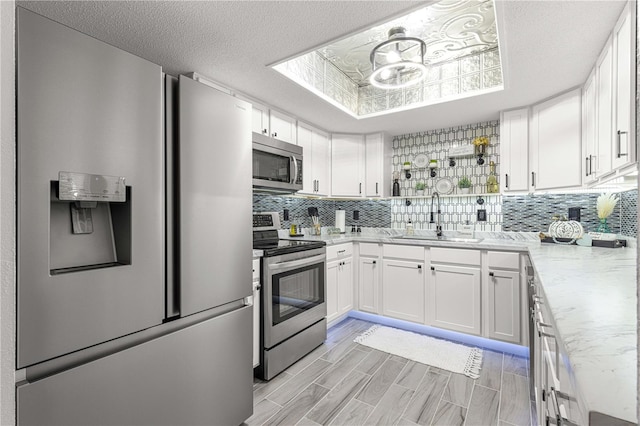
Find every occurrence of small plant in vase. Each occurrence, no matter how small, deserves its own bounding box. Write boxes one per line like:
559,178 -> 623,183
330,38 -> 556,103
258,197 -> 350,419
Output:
596,192 -> 619,233
458,176 -> 472,194
415,182 -> 426,196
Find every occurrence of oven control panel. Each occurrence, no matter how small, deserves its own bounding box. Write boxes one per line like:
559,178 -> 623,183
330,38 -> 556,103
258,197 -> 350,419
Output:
253,212 -> 280,230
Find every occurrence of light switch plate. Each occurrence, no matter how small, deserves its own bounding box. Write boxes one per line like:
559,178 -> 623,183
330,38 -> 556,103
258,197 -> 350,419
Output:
477,209 -> 487,222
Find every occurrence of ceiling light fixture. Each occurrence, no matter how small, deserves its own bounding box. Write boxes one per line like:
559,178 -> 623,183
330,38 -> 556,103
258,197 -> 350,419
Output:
369,27 -> 427,89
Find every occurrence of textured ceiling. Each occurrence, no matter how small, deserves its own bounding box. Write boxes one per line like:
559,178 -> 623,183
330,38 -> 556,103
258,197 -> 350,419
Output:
17,1 -> 628,136
317,0 -> 498,85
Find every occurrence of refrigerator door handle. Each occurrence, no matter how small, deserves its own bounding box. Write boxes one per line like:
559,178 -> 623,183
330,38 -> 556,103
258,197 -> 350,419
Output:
290,156 -> 299,185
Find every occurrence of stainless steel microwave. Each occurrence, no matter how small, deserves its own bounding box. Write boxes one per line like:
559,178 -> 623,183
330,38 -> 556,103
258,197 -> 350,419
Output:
252,132 -> 303,193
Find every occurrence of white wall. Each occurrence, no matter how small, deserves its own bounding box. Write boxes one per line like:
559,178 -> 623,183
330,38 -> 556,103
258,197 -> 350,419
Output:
0,1 -> 16,424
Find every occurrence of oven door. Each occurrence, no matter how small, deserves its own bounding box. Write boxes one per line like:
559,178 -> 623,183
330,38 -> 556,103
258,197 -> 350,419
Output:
263,248 -> 326,348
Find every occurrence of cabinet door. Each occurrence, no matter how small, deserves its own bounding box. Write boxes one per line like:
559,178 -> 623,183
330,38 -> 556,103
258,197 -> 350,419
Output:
582,70 -> 598,184
312,130 -> 330,196
365,133 -> 383,197
270,110 -> 296,144
530,89 -> 582,190
500,108 -> 529,192
612,2 -> 636,168
251,101 -> 270,136
326,260 -> 340,323
358,256 -> 379,314
338,257 -> 354,315
596,38 -> 614,177
487,269 -> 520,344
296,123 -> 315,194
331,134 -> 364,197
382,259 -> 425,323
428,264 -> 481,335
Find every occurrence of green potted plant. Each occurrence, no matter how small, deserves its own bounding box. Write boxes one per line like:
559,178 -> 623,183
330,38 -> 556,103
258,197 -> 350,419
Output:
458,176 -> 472,194
415,181 -> 426,196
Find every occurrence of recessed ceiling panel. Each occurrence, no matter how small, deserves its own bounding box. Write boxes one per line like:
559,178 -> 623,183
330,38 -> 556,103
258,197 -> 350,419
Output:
273,0 -> 503,118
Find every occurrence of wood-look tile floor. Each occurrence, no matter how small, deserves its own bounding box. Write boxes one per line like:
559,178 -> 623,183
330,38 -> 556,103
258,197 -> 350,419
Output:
248,319 -> 535,426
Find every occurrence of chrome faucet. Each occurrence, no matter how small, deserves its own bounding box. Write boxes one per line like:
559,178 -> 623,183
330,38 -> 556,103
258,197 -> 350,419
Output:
430,192 -> 442,237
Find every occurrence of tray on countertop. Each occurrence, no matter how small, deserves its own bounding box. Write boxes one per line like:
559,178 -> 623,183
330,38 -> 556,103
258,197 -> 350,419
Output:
541,236 -> 627,248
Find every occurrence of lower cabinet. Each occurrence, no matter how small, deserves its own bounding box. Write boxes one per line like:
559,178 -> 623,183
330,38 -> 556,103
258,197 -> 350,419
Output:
427,264 -> 481,335
486,268 -> 520,343
252,258 -> 260,368
358,256 -> 379,314
382,259 -> 425,323
326,256 -> 353,323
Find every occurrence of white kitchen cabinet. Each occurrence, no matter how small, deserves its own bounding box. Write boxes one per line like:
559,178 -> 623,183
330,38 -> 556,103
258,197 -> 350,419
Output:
252,258 -> 261,368
382,259 -> 425,323
249,100 -> 270,136
427,263 -> 481,335
486,268 -> 520,344
358,243 -> 381,314
612,1 -> 636,169
485,251 -> 521,344
269,109 -> 297,144
596,37 -> 614,178
499,108 -> 530,192
297,122 -> 330,196
331,134 -> 365,197
364,132 -> 392,197
582,69 -> 599,184
326,243 -> 353,324
530,88 -> 582,191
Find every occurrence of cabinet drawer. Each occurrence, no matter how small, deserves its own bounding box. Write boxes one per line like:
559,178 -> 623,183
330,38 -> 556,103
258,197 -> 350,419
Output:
252,258 -> 260,281
430,247 -> 480,265
487,251 -> 520,270
327,243 -> 353,260
359,242 -> 381,257
383,244 -> 424,261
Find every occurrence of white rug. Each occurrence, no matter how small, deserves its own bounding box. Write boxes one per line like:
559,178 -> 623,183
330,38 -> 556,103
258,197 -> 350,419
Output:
353,325 -> 483,379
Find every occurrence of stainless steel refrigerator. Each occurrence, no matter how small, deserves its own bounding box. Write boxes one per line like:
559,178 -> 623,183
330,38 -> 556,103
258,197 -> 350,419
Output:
16,8 -> 253,425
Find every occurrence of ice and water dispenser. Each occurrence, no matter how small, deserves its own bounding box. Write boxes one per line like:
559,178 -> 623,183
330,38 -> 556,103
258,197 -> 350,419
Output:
50,171 -> 132,275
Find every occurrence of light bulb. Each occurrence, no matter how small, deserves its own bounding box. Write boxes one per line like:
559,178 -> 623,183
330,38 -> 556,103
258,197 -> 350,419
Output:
386,49 -> 401,64
380,68 -> 392,80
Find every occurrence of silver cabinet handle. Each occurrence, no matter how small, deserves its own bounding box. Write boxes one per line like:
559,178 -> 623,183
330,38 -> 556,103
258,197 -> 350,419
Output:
489,271 -> 494,277
505,173 -> 509,188
337,250 -> 346,254
372,260 -> 376,265
316,180 -> 320,193
417,265 -> 422,269
359,182 -> 362,194
585,157 -> 589,177
531,172 -> 536,187
263,128 -> 268,134
617,130 -> 628,158
589,155 -> 594,175
376,182 -> 379,194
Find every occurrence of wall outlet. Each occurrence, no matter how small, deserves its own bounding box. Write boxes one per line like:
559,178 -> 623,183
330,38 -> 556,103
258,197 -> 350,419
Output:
477,209 -> 487,222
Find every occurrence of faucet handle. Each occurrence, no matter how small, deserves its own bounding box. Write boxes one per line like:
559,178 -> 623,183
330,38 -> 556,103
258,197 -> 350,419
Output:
429,212 -> 435,223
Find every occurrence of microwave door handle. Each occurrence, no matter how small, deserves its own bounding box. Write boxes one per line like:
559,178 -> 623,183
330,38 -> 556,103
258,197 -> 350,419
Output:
290,156 -> 299,185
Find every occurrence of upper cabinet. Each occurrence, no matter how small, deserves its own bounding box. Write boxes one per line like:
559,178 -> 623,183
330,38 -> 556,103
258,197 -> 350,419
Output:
612,1 -> 636,169
595,37 -> 614,178
364,133 -> 393,197
530,88 -> 583,191
246,99 -> 297,144
297,122 -> 330,196
582,69 -> 598,184
331,134 -> 365,197
269,110 -> 297,144
500,108 -> 529,192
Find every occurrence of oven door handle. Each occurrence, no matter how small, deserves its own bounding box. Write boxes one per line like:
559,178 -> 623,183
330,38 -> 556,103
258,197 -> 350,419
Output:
269,254 -> 325,272
290,156 -> 299,185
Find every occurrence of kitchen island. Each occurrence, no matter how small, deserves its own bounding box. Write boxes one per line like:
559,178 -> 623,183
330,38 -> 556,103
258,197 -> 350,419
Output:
277,229 -> 637,424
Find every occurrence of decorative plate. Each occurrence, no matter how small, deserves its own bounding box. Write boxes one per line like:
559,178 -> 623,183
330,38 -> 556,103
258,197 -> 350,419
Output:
413,154 -> 429,168
434,178 -> 453,195
548,220 -> 584,239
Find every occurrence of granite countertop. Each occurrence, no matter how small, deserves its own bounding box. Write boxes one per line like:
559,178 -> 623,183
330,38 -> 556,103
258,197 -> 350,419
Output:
271,228 -> 637,423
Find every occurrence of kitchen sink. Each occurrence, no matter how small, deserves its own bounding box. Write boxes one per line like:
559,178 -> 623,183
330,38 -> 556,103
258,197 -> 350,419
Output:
394,235 -> 483,243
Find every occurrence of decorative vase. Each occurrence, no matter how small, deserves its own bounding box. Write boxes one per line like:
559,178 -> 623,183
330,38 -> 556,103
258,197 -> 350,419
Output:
416,190 -> 424,196
596,218 -> 611,233
460,187 -> 470,194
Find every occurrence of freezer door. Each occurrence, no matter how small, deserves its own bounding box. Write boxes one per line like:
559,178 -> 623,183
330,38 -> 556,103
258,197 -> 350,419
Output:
17,8 -> 164,368
178,76 -> 252,315
17,306 -> 253,426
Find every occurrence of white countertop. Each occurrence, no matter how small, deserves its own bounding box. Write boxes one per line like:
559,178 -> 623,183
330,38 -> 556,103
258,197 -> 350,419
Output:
271,228 -> 637,423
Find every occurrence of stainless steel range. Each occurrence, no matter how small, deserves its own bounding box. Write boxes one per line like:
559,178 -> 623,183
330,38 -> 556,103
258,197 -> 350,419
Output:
253,212 -> 327,380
